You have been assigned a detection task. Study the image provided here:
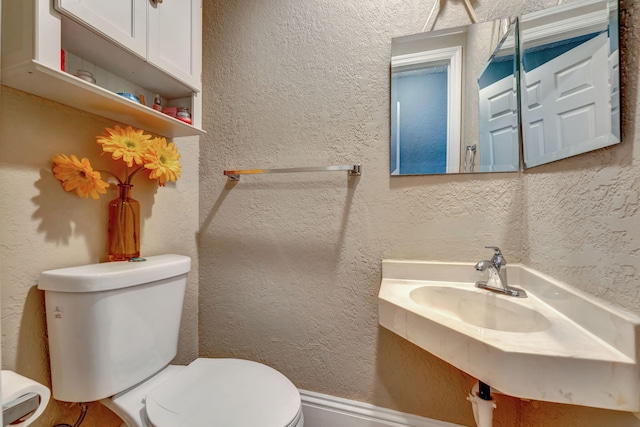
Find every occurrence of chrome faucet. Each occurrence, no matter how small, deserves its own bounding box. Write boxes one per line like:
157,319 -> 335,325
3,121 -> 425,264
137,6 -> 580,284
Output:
474,246 -> 527,298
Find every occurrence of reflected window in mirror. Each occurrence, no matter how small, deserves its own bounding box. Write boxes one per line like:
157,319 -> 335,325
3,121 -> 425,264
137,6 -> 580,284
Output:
520,0 -> 621,168
390,19 -> 520,175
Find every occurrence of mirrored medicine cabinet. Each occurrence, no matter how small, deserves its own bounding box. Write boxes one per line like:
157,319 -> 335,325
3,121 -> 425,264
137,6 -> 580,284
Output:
390,0 -> 621,176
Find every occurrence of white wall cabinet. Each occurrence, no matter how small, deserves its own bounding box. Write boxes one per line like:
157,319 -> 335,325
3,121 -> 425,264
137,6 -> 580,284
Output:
55,0 -> 147,59
148,0 -> 201,90
55,0 -> 201,90
1,0 -> 204,138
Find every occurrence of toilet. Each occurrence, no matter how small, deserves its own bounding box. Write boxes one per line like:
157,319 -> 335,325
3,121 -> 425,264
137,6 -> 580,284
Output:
38,254 -> 304,427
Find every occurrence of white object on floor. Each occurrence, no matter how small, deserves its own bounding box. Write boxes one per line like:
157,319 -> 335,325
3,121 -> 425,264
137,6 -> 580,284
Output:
467,383 -> 496,427
1,370 -> 50,427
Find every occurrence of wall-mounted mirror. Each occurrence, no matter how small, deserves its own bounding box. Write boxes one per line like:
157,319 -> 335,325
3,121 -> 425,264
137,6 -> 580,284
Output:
520,0 -> 620,168
390,18 -> 520,175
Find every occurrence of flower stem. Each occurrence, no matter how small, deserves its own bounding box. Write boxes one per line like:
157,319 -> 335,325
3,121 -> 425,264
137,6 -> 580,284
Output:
96,170 -> 123,185
126,166 -> 145,185
117,194 -> 125,255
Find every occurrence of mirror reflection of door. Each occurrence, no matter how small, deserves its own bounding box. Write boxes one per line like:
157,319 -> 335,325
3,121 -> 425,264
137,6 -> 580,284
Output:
391,46 -> 462,175
390,19 -> 520,176
478,76 -> 519,172
522,33 -> 609,166
520,0 -> 620,168
477,21 -> 519,173
392,65 -> 448,175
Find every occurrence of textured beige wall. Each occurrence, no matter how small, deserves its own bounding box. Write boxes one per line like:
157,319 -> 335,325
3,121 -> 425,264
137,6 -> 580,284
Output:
0,87 -> 200,426
200,1 -> 521,427
199,0 -> 640,426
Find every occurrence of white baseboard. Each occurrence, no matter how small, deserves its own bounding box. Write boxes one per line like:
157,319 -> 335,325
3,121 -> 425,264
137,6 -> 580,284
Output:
299,390 -> 466,427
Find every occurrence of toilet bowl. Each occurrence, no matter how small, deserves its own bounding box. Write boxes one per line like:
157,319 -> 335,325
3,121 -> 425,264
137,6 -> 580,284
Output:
38,254 -> 303,427
102,359 -> 304,427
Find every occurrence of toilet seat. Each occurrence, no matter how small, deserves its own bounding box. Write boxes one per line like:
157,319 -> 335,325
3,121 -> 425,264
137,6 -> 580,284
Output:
144,358 -> 302,427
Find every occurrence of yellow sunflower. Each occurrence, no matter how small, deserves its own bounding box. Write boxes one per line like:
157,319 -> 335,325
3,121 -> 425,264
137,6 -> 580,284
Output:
96,125 -> 152,167
144,137 -> 182,186
51,154 -> 110,199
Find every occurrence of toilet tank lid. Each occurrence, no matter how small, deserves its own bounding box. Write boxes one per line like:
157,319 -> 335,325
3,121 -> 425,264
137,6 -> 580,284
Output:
38,254 -> 191,293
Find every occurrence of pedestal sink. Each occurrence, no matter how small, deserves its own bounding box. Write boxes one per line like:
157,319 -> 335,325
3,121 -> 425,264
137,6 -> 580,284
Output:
378,260 -> 640,412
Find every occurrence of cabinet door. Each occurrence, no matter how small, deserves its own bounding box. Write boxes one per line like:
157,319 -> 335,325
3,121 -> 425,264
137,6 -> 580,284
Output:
55,0 -> 147,58
147,0 -> 202,90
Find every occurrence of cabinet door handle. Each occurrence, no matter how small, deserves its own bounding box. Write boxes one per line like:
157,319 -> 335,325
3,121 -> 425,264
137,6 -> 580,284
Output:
151,0 -> 163,4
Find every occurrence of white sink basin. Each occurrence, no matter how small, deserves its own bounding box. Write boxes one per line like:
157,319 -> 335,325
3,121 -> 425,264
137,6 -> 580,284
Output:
378,260 -> 640,412
409,286 -> 551,333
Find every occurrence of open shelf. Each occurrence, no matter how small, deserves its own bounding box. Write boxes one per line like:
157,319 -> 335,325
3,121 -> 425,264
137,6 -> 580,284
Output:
3,59 -> 205,139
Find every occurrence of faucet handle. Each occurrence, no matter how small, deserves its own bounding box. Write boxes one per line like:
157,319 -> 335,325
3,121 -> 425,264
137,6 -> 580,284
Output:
485,246 -> 502,255
485,246 -> 506,266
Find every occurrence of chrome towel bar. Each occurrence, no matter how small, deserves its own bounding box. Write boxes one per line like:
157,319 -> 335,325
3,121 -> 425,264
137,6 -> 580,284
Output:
224,164 -> 361,181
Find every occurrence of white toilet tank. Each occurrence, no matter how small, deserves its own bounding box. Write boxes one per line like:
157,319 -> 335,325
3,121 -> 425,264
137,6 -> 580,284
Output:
38,254 -> 191,403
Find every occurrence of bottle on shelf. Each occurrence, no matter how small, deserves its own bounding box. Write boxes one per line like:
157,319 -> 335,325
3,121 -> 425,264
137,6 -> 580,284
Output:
152,94 -> 163,112
177,107 -> 192,124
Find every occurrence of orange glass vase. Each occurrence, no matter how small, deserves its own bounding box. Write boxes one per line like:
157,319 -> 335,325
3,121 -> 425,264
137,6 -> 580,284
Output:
107,184 -> 140,261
